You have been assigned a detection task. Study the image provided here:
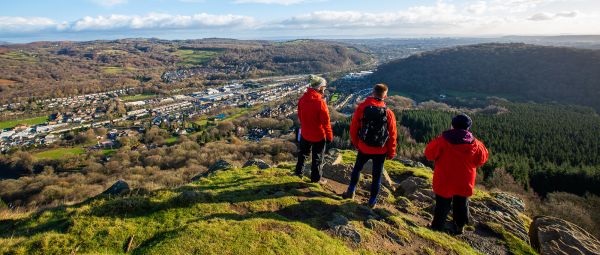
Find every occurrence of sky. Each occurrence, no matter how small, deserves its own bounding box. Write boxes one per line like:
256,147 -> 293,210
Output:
1,0 -> 600,42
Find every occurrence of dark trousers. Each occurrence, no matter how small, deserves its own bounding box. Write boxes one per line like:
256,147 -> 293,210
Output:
431,195 -> 469,229
294,138 -> 326,182
348,152 -> 386,201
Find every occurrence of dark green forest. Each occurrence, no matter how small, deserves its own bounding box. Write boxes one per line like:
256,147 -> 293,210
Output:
333,102 -> 600,197
372,43 -> 600,111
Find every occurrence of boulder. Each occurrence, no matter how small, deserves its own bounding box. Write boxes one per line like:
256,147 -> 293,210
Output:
491,192 -> 525,213
192,160 -> 234,180
470,197 -> 530,242
327,213 -> 362,243
529,216 -> 600,255
398,159 -> 427,168
397,176 -> 435,207
243,159 -> 271,169
209,160 -> 234,172
102,180 -> 130,195
311,160 -> 395,191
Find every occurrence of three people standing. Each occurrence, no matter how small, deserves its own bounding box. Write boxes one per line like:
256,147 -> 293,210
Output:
295,75 -> 489,233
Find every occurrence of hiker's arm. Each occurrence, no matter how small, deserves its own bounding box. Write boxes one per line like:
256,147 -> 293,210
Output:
320,101 -> 333,141
350,105 -> 361,148
474,141 -> 489,167
425,137 -> 442,161
386,110 -> 397,159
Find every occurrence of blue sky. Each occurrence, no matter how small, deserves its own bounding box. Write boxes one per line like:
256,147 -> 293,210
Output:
1,0 -> 599,42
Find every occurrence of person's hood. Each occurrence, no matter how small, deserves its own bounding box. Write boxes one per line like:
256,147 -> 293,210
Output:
442,129 -> 475,145
303,88 -> 323,101
363,96 -> 386,107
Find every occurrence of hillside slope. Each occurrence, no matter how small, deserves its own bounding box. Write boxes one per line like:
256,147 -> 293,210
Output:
372,43 -> 600,111
0,150 -> 544,255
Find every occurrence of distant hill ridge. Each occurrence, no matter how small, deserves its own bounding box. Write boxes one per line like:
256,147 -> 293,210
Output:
372,43 -> 600,111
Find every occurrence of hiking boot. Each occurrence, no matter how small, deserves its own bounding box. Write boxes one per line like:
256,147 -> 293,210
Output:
452,224 -> 465,235
311,179 -> 328,185
341,190 -> 355,200
367,197 -> 377,208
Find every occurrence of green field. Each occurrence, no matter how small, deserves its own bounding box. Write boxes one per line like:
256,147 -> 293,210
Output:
174,49 -> 222,66
102,66 -> 137,74
0,51 -> 36,62
120,93 -> 158,102
330,93 -> 340,104
0,116 -> 48,129
33,147 -> 86,160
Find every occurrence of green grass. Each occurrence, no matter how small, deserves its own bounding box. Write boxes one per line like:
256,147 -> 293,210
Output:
0,51 -> 36,62
101,149 -> 117,157
165,137 -> 179,145
409,225 -> 484,255
330,93 -> 340,104
0,158 -> 535,254
174,49 -> 222,67
0,116 -> 49,129
33,147 -> 86,160
120,93 -> 157,102
0,167 -> 354,255
102,66 -> 137,74
486,223 -> 538,255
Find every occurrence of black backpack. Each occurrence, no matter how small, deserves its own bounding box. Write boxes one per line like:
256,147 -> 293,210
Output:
358,105 -> 389,147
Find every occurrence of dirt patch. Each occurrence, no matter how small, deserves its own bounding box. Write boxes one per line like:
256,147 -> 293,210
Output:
229,203 -> 250,215
256,222 -> 295,234
0,79 -> 16,86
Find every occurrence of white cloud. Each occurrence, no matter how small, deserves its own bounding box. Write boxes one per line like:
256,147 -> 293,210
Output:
528,11 -> 578,21
0,13 -> 257,34
234,0 -> 311,5
91,0 -> 128,7
0,16 -> 57,33
467,1 -> 487,15
280,2 -> 468,28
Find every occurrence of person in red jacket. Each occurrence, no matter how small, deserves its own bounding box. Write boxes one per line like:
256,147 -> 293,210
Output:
342,84 -> 397,208
294,75 -> 333,183
425,113 -> 489,234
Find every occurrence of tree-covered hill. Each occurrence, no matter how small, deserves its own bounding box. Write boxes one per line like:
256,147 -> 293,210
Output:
0,39 -> 372,103
372,43 -> 600,111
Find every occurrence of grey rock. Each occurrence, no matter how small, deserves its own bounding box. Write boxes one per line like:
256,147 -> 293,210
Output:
492,192 -> 525,213
102,179 -> 130,195
327,214 -> 361,243
209,160 -> 234,172
530,216 -> 600,255
397,176 -> 435,207
192,160 -> 234,180
470,197 -> 530,242
243,159 -> 271,169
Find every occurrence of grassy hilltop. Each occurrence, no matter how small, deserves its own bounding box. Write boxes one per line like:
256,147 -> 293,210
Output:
0,151 -> 535,255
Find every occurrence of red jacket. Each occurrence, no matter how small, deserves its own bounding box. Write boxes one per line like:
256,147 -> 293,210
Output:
350,97 -> 397,157
298,88 -> 333,142
425,135 -> 489,198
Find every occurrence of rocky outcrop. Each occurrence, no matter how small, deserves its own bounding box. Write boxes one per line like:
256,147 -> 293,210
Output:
192,160 -> 234,181
397,176 -> 435,208
398,159 -> 427,168
529,216 -> 600,255
470,194 -> 530,242
327,213 -> 362,243
102,180 -> 130,195
243,159 -> 271,169
209,160 -> 234,172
